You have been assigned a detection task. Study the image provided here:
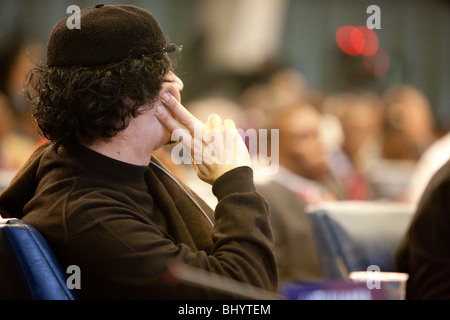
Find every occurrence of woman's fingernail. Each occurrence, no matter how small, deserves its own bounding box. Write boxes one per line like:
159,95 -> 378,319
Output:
155,106 -> 165,116
162,92 -> 170,102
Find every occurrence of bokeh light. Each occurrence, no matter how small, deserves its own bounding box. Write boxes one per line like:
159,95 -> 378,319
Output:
336,25 -> 379,56
363,48 -> 390,76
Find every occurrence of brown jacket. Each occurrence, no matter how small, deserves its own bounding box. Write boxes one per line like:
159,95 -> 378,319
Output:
257,181 -> 323,283
0,142 -> 277,299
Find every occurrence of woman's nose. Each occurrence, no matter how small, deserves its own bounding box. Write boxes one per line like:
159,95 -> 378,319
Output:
163,71 -> 184,103
172,73 -> 184,92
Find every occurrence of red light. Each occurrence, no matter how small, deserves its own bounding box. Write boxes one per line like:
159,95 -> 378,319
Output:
357,26 -> 379,56
363,48 -> 390,76
350,27 -> 365,54
336,25 -> 360,55
336,25 -> 379,56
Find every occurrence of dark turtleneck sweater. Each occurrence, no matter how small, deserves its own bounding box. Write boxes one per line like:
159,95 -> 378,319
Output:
0,142 -> 277,299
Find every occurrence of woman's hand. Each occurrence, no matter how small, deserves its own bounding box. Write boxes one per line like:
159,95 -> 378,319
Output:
155,92 -> 251,184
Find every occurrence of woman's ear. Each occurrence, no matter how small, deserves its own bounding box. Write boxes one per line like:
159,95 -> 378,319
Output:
121,96 -> 136,107
121,96 -> 150,113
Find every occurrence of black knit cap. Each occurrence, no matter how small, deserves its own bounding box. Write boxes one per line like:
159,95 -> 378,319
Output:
46,4 -> 168,67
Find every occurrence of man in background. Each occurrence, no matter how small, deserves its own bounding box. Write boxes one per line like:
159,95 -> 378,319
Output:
257,103 -> 344,284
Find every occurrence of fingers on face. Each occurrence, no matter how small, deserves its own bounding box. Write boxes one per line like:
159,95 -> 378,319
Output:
155,105 -> 176,131
155,104 -> 192,148
156,93 -> 241,154
205,114 -> 238,131
205,114 -> 222,129
223,119 -> 236,130
159,92 -> 237,131
160,93 -> 199,134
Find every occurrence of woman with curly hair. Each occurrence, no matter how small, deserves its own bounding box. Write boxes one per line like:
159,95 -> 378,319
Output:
0,4 -> 277,299
28,48 -> 177,147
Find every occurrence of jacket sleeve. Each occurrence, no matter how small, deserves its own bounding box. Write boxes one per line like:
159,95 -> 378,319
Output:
210,166 -> 278,292
64,166 -> 278,300
0,142 -> 51,219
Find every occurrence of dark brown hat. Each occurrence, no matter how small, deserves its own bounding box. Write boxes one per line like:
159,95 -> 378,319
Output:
46,4 -> 168,67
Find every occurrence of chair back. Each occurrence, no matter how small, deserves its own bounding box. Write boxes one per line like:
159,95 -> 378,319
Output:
307,201 -> 415,279
0,218 -> 77,300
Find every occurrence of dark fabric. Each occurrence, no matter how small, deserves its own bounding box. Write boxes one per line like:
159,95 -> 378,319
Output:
46,4 -> 168,67
0,142 -> 277,299
396,157 -> 450,300
256,182 -> 323,283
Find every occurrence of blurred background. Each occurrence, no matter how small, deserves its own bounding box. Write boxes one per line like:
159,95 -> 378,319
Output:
0,0 -> 449,204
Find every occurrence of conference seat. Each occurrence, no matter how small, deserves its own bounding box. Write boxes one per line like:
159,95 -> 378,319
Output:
307,201 -> 415,279
0,218 -> 77,300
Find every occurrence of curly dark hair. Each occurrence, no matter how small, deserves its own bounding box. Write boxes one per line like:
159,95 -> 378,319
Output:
26,45 -> 180,146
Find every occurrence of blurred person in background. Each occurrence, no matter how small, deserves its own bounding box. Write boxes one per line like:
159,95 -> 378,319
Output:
0,92 -> 35,193
369,84 -> 439,200
0,29 -> 41,192
238,82 -> 272,133
256,103 -> 345,284
0,93 -> 35,173
268,68 -> 309,111
322,92 -> 384,200
382,84 -> 437,162
0,29 -> 42,142
239,68 -> 309,133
